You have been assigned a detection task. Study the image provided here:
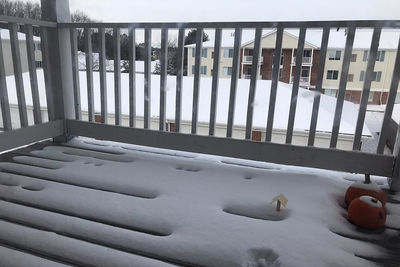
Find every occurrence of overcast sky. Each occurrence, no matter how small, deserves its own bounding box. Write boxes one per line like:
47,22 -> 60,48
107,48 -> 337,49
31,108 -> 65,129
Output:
26,0 -> 400,22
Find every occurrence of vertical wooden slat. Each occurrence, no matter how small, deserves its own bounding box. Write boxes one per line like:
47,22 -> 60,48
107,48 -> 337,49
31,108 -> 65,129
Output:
266,27 -> 283,142
245,28 -> 262,140
144,28 -> 152,129
308,27 -> 330,146
84,27 -> 94,122
99,27 -> 107,124
191,27 -> 203,134
129,27 -> 136,127
209,28 -> 222,136
159,28 -> 168,131
286,27 -> 306,144
70,28 -> 81,120
226,28 -> 242,138
40,27 -> 55,121
377,36 -> 400,154
9,23 -> 28,127
175,28 -> 184,132
353,28 -> 381,150
25,24 -> 41,124
114,27 -> 121,125
330,26 -> 356,148
0,30 -> 11,131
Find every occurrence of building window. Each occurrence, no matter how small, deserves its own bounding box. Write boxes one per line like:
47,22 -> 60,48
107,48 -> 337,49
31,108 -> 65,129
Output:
325,89 -> 337,97
328,50 -> 341,60
248,49 -> 253,56
247,67 -> 252,75
376,51 -> 385,62
303,50 -> 312,57
192,65 -> 195,74
350,54 -> 357,62
279,68 -> 283,78
211,69 -> 213,76
360,71 -> 382,82
35,61 -> 42,68
192,48 -> 207,57
347,74 -> 354,82
301,67 -> 310,77
34,42 -> 41,51
363,50 -> 386,62
280,52 -> 284,65
224,48 -> 234,58
223,67 -> 232,75
211,52 -> 214,59
327,70 -> 339,80
200,66 -> 207,75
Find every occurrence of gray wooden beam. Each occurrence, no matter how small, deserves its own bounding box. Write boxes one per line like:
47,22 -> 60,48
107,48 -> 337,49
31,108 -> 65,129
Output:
128,27 -> 136,128
0,120 -> 63,153
0,27 -> 11,131
174,28 -> 184,133
67,119 -> 395,178
70,28 -> 81,120
114,27 -> 121,125
99,27 -> 107,124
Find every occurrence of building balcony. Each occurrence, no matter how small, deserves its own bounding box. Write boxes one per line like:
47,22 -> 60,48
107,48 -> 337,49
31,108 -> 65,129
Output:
291,56 -> 312,65
242,55 -> 264,64
290,76 -> 311,85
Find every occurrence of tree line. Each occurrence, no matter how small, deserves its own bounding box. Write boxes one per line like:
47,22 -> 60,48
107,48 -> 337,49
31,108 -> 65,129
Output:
0,0 -> 210,75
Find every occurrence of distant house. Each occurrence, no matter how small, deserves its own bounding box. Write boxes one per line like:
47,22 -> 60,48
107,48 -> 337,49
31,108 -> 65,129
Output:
0,29 -> 42,76
3,70 -> 371,150
186,29 -> 400,105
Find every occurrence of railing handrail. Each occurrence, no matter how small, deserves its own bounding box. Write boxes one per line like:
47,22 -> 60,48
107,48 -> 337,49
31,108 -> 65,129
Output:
0,14 -> 57,27
57,20 -> 400,29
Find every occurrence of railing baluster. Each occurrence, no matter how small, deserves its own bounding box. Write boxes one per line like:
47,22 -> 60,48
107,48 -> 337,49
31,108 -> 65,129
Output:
245,28 -> 262,140
144,28 -> 151,129
40,27 -> 55,121
25,24 -> 41,124
99,27 -> 107,124
209,28 -> 222,136
353,28 -> 381,150
308,27 -> 330,146
129,27 -> 136,127
330,26 -> 356,148
9,23 -> 28,127
0,30 -> 11,131
226,27 -> 242,138
191,27 -> 203,134
266,27 -> 283,142
114,27 -> 121,125
377,36 -> 400,154
84,27 -> 94,122
70,28 -> 81,120
286,27 -> 306,144
159,28 -> 168,131
175,28 -> 184,132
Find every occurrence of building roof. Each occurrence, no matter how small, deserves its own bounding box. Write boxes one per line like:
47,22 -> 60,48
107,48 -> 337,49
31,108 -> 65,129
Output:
6,69 -> 371,136
185,29 -> 400,50
0,29 -> 41,42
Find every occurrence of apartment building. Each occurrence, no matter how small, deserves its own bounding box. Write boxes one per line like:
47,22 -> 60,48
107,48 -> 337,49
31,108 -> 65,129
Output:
0,29 -> 42,76
186,29 -> 400,105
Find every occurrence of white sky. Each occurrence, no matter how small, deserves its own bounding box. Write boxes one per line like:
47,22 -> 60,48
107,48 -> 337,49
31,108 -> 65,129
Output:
22,0 -> 400,22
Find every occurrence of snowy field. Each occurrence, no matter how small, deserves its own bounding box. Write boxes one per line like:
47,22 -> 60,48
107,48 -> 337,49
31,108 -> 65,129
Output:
0,137 -> 398,266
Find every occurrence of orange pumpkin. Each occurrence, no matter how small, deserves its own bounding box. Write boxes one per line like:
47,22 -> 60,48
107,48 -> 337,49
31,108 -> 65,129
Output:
348,196 -> 386,229
345,181 -> 386,206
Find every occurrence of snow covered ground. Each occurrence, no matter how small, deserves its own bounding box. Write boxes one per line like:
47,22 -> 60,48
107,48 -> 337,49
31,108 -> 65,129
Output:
0,137 -> 398,266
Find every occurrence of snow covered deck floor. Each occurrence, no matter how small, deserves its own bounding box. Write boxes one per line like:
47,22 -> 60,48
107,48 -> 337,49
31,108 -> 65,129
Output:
0,138 -> 399,266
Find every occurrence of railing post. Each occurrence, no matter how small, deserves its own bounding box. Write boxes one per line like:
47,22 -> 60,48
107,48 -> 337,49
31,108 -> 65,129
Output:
41,0 -> 74,142
391,126 -> 400,191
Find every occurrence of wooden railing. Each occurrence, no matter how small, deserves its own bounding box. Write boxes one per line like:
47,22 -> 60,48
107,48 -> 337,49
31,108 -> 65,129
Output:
0,5 -> 399,190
